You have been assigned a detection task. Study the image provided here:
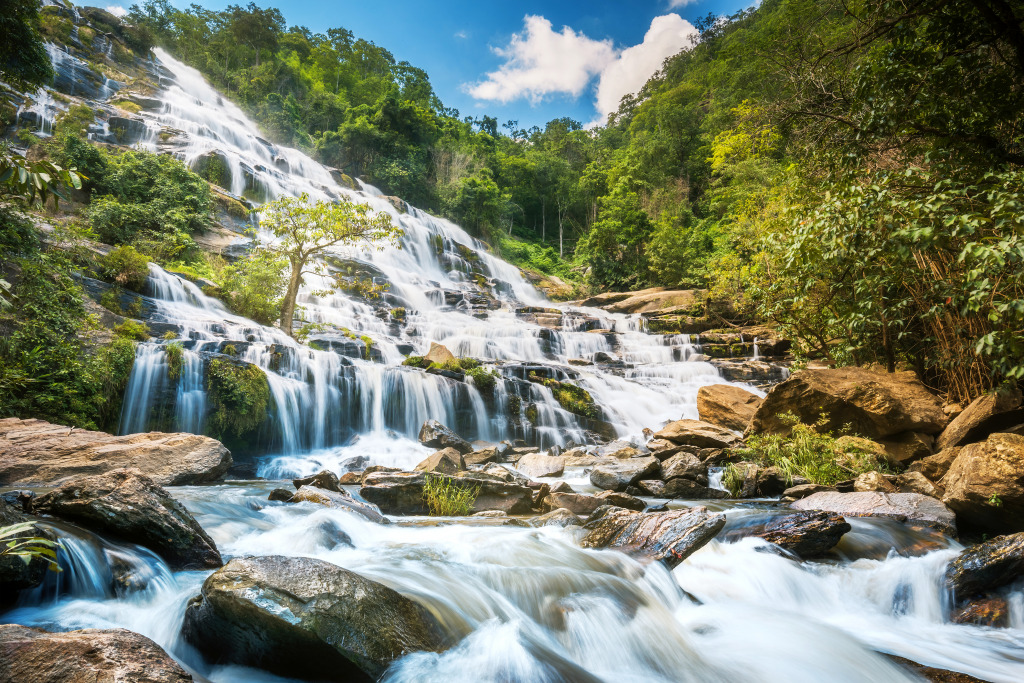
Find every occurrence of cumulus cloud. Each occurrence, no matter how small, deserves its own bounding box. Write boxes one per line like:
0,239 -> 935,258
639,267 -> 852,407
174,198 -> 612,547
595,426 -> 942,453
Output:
105,4 -> 128,17
593,14 -> 698,123
466,15 -> 615,104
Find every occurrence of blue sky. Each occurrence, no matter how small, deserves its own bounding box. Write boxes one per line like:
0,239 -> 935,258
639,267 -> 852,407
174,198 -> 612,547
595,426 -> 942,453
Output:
109,0 -> 755,129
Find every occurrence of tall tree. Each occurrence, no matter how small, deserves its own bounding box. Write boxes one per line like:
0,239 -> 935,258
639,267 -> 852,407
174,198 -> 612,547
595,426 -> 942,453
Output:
0,0 -> 53,90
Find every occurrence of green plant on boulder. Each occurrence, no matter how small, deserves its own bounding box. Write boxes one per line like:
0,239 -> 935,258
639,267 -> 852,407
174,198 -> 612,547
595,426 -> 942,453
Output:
466,366 -> 498,394
206,358 -> 270,441
99,245 -> 149,292
402,355 -> 426,368
422,475 -> 479,516
525,403 -> 538,425
543,379 -> 600,420
165,341 -> 184,381
112,319 -> 150,341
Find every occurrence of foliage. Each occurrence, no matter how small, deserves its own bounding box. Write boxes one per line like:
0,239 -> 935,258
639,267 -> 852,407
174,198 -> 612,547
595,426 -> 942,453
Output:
219,249 -> 287,325
99,245 -> 150,291
465,366 -> 498,394
422,474 -> 479,516
0,149 -> 82,208
113,319 -> 151,341
740,413 -> 888,486
402,355 -> 425,368
206,358 -> 270,439
0,0 -> 54,90
165,341 -> 183,381
541,378 -> 600,420
0,523 -> 60,573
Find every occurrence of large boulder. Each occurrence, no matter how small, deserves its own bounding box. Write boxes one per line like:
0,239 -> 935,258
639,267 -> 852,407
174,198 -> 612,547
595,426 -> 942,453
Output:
417,420 -> 472,454
589,456 -> 660,492
182,556 -> 447,682
943,532 -> 1024,599
662,478 -> 729,499
697,384 -> 763,432
653,420 -> 741,449
292,469 -> 341,492
940,433 -> 1024,532
0,417 -> 231,486
746,511 -> 851,558
414,448 -> 466,475
747,368 -> 947,440
290,486 -> 388,523
580,505 -> 726,568
908,447 -> 961,482
34,469 -> 221,569
527,508 -> 583,528
516,453 -> 565,479
936,389 -> 1024,452
542,492 -> 605,516
423,342 -> 456,366
360,471 -> 533,515
791,491 -> 956,535
660,451 -> 705,481
0,624 -> 192,683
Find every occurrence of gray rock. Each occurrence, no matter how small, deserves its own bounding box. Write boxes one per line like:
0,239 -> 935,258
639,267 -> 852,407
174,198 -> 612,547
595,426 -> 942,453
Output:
417,420 -> 472,454
594,490 -> 646,511
290,486 -> 388,524
747,511 -> 851,558
653,420 -> 741,449
414,448 -> 466,475
292,469 -> 341,492
528,508 -> 583,528
580,505 -> 726,568
516,453 -> 565,478
660,451 -> 705,481
791,491 -> 956,535
589,456 -> 660,492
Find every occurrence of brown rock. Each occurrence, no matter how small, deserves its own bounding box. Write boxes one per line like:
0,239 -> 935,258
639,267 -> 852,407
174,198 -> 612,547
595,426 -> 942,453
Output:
417,420 -> 472,454
747,367 -> 947,440
594,490 -> 646,511
663,478 -> 729,499
423,341 -> 456,366
791,491 -> 956,535
697,384 -> 762,432
339,472 -> 362,485
0,624 -> 192,682
414,448 -> 466,475
854,471 -> 897,493
360,471 -> 533,515
636,480 -> 666,497
527,508 -> 582,528
0,417 -> 231,487
936,388 -> 1024,452
544,492 -> 604,516
880,431 -> 935,467
653,420 -> 741,449
952,597 -> 1010,628
660,452 -> 705,481
589,456 -> 660,492
292,469 -> 341,492
516,453 -> 565,479
940,433 -> 1024,532
908,448 -> 961,482
943,532 -> 1024,598
268,488 -> 293,502
580,505 -> 726,568
893,471 -> 943,498
782,483 -> 835,500
748,511 -> 851,558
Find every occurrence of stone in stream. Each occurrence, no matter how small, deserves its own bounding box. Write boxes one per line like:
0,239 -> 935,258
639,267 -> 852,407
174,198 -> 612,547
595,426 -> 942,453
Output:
697,384 -> 762,432
660,451 -> 705,481
749,511 -> 852,558
653,420 -> 741,449
417,419 -> 473,454
423,341 -> 456,366
580,505 -> 726,569
952,597 -> 1010,628
782,483 -> 835,501
542,492 -> 605,516
589,456 -> 660,492
516,452 -> 565,478
292,469 -> 341,492
0,417 -> 231,487
414,447 -> 466,475
747,367 -> 947,440
290,485 -> 388,524
0,624 -> 193,683
791,491 -> 956,536
943,532 -> 1024,599
662,478 -> 729,500
34,468 -> 221,570
940,433 -> 1024,532
635,480 -> 666,497
360,471 -> 533,515
594,490 -> 646,511
182,556 -> 448,682
267,488 -> 294,502
528,508 -> 583,528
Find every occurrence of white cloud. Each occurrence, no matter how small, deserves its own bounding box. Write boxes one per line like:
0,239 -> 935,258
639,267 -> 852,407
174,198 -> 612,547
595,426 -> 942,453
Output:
105,4 -> 128,17
667,0 -> 700,8
454,30 -> 468,40
466,15 -> 615,104
593,14 -> 698,123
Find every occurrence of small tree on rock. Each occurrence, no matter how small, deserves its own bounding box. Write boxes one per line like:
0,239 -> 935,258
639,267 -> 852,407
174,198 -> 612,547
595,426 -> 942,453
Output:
255,193 -> 401,337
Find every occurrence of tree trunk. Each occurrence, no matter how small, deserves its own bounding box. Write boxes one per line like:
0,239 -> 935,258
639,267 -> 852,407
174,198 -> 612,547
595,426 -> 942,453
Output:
541,200 -> 546,243
280,260 -> 303,338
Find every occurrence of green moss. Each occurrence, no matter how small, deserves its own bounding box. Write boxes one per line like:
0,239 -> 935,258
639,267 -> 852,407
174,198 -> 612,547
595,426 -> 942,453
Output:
525,403 -> 538,425
165,341 -> 183,381
390,307 -> 406,320
113,319 -> 150,341
112,100 -> 142,114
403,355 -> 426,367
507,394 -> 522,417
206,359 -> 270,440
543,379 -> 600,420
222,344 -> 237,356
466,366 -> 498,393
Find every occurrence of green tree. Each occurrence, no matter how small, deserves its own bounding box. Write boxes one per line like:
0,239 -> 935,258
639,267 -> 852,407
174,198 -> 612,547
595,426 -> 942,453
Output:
0,0 -> 53,90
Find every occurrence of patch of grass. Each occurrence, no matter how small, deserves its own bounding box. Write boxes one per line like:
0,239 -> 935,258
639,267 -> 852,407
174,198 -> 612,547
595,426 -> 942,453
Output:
422,475 -> 479,516
111,100 -> 142,114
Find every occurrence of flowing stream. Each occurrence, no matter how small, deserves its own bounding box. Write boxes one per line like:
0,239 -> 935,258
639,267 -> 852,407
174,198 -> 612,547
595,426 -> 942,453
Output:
5,35 -> 1024,683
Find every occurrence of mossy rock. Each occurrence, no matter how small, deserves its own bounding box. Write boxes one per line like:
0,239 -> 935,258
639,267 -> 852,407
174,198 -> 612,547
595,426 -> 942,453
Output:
525,403 -> 539,425
206,358 -> 270,442
543,379 -> 601,420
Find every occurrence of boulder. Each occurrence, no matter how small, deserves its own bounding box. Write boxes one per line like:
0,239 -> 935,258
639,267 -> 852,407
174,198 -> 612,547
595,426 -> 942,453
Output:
940,433 -> 1024,532
653,420 -> 741,449
290,486 -> 388,524
594,490 -> 646,512
893,471 -> 943,499
635,480 -> 666,497
292,469 -> 341,492
747,367 -> 947,440
423,342 -> 456,366
414,448 -> 466,475
663,478 -> 730,499
360,471 -> 533,515
854,471 -> 897,493
697,384 -> 763,432
943,532 -> 1024,598
645,438 -> 689,461
589,456 -> 660,492
516,453 -> 565,479
748,511 -> 851,558
34,469 -> 221,569
528,508 -> 582,528
580,505 -> 726,569
417,420 -> 473,455
660,451 -> 705,482
880,431 -> 934,467
0,624 -> 192,683
182,556 -> 447,682
791,491 -> 956,535
0,417 -> 231,487
267,488 -> 293,502
952,597 -> 1010,628
908,447 -> 961,482
339,472 -> 362,485
782,483 -> 835,500
543,492 -> 605,516
936,388 -> 1024,452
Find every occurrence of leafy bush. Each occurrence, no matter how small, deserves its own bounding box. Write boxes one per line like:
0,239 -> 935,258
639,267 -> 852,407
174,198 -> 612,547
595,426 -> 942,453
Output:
543,379 -> 600,420
99,245 -> 150,291
219,250 -> 286,325
113,319 -> 151,341
402,355 -> 426,367
466,366 -> 498,393
206,359 -> 270,440
422,475 -> 479,516
0,522 -> 60,574
165,342 -> 184,381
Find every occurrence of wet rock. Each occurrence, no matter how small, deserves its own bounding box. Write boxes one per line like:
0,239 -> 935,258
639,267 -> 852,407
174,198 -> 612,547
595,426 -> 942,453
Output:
943,532 -> 1024,598
0,417 -> 231,487
937,388 -> 1024,451
782,483 -> 835,500
890,656 -> 990,683
835,435 -> 889,461
653,420 -> 741,449
951,597 -> 1010,628
893,471 -> 943,498
580,505 -> 726,569
854,471 -> 897,493
645,438 -> 691,461
748,367 -> 947,440
791,491 -> 956,535
697,384 -> 762,432
339,472 -> 362,485
182,556 -> 447,682
940,433 -> 1024,532
598,441 -> 646,459
423,341 -> 456,366
516,453 -> 565,479
636,480 -> 666,497
528,508 -> 583,528
268,488 -> 293,502
663,478 -> 730,499
543,492 -> 605,516
360,471 -> 533,515
751,511 -> 851,558
417,419 -> 473,455
292,469 -> 341,492
361,465 -> 401,482
480,463 -> 531,486
908,447 -> 961,482
34,469 -> 221,570
0,624 -> 193,683
660,451 -> 705,481
589,456 -> 660,492
106,116 -> 149,145
0,505 -> 56,593
414,448 -> 466,475
290,486 -> 388,524
595,490 -> 646,512
471,510 -> 507,518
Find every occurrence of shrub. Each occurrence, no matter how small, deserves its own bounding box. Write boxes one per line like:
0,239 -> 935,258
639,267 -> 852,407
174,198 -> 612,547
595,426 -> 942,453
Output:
99,245 -> 149,291
113,319 -> 150,341
93,336 -> 136,429
165,341 -> 183,381
206,359 -> 270,439
544,379 -> 600,420
220,250 -> 286,325
422,475 -> 479,516
402,355 -> 426,367
466,366 -> 497,393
